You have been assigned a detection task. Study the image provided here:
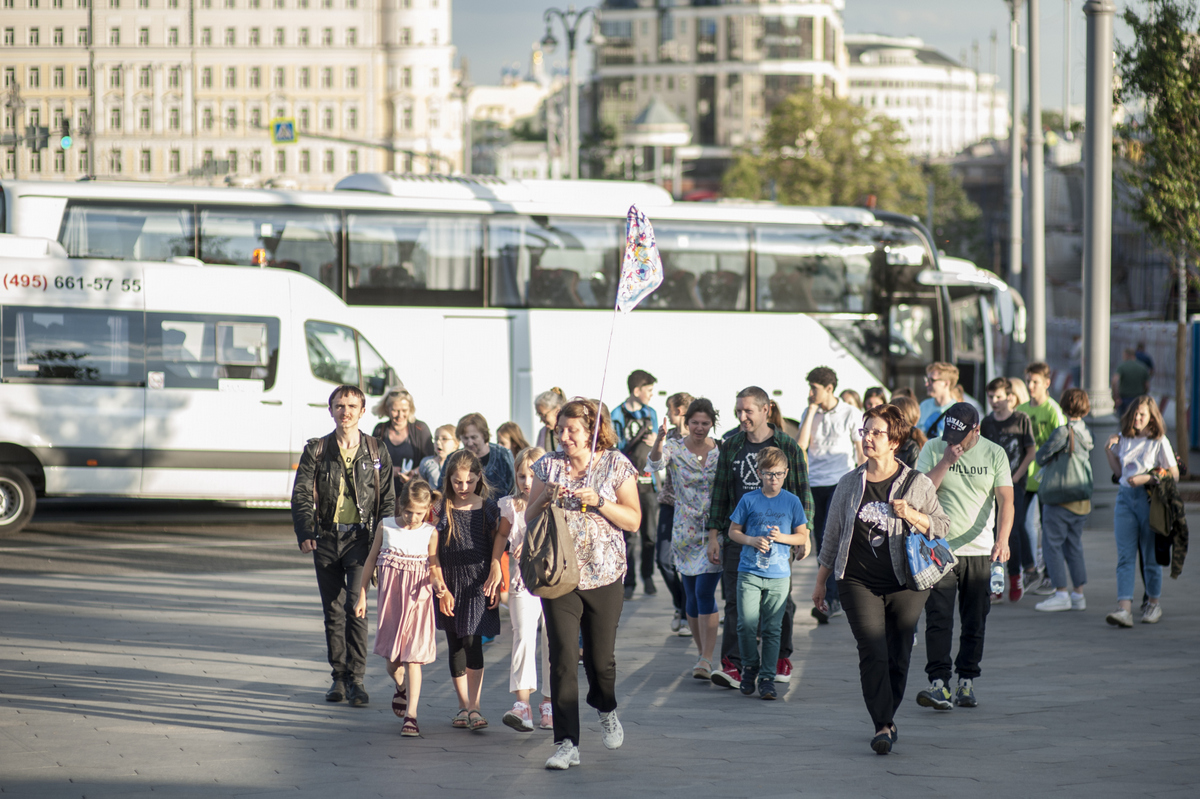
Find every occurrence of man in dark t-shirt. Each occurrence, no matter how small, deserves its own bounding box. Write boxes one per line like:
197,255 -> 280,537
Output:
980,378 -> 1036,599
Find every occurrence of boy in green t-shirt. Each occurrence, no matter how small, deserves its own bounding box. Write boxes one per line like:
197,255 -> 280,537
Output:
1016,362 -> 1067,593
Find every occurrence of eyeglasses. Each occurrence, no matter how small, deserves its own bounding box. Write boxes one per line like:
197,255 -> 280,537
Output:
924,376 -> 944,385
858,429 -> 890,440
760,470 -> 787,479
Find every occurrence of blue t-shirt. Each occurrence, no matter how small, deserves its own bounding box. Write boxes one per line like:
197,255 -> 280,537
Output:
918,397 -> 956,438
729,489 -> 807,578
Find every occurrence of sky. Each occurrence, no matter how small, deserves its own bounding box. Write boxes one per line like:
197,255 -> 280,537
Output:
453,0 -> 1139,113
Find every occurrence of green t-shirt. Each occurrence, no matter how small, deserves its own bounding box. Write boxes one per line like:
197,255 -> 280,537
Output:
1116,359 -> 1151,398
334,445 -> 361,524
1016,398 -> 1066,491
917,437 -> 1012,557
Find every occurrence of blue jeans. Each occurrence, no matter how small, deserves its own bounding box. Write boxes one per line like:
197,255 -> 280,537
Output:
736,573 -> 789,682
1042,503 -> 1088,589
1114,486 -> 1161,601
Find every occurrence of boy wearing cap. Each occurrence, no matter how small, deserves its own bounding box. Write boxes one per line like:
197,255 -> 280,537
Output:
914,403 -> 1014,710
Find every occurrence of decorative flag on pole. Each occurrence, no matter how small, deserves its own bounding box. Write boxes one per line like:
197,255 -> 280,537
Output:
616,205 -> 664,314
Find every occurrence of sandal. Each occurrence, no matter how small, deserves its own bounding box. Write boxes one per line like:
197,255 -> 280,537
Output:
401,717 -> 420,738
692,657 -> 713,680
392,686 -> 408,718
467,709 -> 488,731
452,708 -> 471,729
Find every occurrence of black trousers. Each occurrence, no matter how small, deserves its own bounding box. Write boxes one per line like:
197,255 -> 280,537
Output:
839,578 -> 928,729
656,503 -> 685,613
312,527 -> 371,681
720,539 -> 795,667
924,555 -> 992,683
810,485 -> 841,603
624,485 -> 658,586
1007,482 -> 1034,576
443,628 -> 484,678
542,579 -> 623,746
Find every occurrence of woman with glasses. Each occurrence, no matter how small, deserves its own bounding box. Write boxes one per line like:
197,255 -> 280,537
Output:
812,404 -> 949,755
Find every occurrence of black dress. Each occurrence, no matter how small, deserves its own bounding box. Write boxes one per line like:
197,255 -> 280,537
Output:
434,498 -> 502,638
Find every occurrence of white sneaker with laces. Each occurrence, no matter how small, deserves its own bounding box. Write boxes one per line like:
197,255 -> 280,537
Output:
670,611 -> 683,633
1031,576 -> 1057,596
1141,602 -> 1163,624
1035,592 -> 1071,612
1070,592 -> 1086,611
545,740 -> 580,770
1106,608 -> 1134,628
598,710 -> 624,749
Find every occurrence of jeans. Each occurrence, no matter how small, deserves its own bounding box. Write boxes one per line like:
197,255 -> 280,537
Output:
1041,504 -> 1088,589
1114,485 -> 1161,601
839,578 -> 928,729
681,571 -> 722,617
721,539 -> 795,667
924,555 -> 992,683
736,573 -> 789,682
1007,482 -> 1034,576
810,485 -> 840,604
624,486 -> 658,587
312,527 -> 371,681
542,579 -> 623,746
656,504 -> 685,613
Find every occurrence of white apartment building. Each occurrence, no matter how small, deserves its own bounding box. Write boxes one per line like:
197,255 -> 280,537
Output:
845,34 -> 1008,158
0,0 -> 462,187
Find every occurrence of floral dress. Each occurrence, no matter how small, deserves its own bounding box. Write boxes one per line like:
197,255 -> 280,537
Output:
647,437 -> 721,576
531,450 -> 637,591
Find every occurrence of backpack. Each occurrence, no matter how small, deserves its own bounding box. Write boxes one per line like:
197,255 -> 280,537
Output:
520,499 -> 580,599
309,433 -> 382,537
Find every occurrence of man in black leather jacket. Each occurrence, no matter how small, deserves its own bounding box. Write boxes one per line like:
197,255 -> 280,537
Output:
291,385 -> 395,707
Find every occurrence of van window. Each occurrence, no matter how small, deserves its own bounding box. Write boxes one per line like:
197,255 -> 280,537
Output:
357,335 -> 389,397
305,320 -> 359,386
488,216 -> 621,308
346,213 -> 482,307
60,202 -> 195,260
2,306 -> 145,384
198,207 -> 341,295
146,313 -> 281,390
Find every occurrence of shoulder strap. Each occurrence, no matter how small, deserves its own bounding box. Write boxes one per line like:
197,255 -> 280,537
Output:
1067,425 -> 1075,456
899,465 -> 920,500
926,409 -> 949,438
365,435 -> 381,525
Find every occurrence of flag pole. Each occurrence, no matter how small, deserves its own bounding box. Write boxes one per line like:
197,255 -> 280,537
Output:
585,306 -> 620,484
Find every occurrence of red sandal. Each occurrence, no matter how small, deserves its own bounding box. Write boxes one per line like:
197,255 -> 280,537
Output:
401,717 -> 420,737
391,686 -> 408,718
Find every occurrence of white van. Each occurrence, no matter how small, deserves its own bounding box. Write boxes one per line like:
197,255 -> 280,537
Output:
0,237 -> 399,536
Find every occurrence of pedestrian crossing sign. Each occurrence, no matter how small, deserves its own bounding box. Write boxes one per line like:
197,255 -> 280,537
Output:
270,118 -> 298,145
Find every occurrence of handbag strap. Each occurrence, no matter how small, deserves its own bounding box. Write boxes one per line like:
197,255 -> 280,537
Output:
1067,424 -> 1075,456
897,466 -> 921,532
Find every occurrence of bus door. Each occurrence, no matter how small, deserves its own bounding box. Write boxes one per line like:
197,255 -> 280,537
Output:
142,311 -> 290,498
297,321 -> 393,452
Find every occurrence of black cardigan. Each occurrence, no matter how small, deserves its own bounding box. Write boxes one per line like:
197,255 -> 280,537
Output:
372,418 -> 437,463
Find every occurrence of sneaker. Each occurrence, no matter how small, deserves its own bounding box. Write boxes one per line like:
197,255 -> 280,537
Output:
710,658 -> 740,689
670,610 -> 683,633
1070,592 -> 1087,611
1034,592 -> 1071,612
739,669 -> 758,696
1008,574 -> 1023,603
954,678 -> 978,708
538,700 -> 554,730
503,701 -> 534,732
545,740 -> 580,770
758,680 -> 778,700
916,679 -> 953,710
1105,608 -> 1134,628
677,622 -> 693,638
775,658 -> 793,684
623,585 -> 635,601
828,599 -> 845,618
811,605 -> 830,625
1031,576 -> 1057,596
598,710 -> 623,749
1141,602 -> 1163,624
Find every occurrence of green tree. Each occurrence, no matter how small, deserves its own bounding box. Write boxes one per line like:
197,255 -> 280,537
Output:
1116,0 -> 1200,466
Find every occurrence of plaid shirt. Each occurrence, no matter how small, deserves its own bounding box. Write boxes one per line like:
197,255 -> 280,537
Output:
706,425 -> 814,537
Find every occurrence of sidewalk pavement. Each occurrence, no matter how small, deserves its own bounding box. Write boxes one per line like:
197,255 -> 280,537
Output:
3,499 -> 1199,798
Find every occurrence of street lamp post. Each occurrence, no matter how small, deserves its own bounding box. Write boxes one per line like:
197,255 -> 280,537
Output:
1006,1 -> 1024,336
1028,0 -> 1046,361
541,5 -> 604,180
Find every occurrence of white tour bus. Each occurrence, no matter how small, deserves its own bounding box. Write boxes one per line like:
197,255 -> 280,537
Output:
0,236 -> 399,535
0,174 -> 1022,493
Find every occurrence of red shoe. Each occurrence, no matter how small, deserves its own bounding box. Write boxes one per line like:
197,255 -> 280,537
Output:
775,658 -> 793,683
1008,574 -> 1024,603
710,657 -> 740,689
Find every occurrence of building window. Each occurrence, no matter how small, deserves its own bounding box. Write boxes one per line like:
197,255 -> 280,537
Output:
53,67 -> 64,88
168,66 -> 180,88
321,68 -> 332,89
169,107 -> 180,129
429,109 -> 438,130
110,149 -> 122,173
201,28 -> 211,46
140,149 -> 151,174
169,149 -> 180,173
31,150 -> 42,174
228,150 -> 238,173
225,28 -> 235,47
225,67 -> 237,89
78,27 -> 89,45
299,67 -> 310,88
226,107 -> 237,130
2,29 -> 11,47
346,67 -> 358,89
168,28 -> 178,46
249,67 -> 261,89
297,0 -> 306,6
201,68 -> 212,88
402,67 -> 411,88
29,27 -> 40,46
249,28 -> 260,46
139,67 -> 151,88
139,108 -> 150,130
323,149 -> 334,173
321,0 -> 330,7
347,150 -> 357,173
138,0 -> 147,6
3,68 -> 12,89
110,108 -> 122,130
300,149 -> 310,172
139,27 -> 149,46
109,66 -> 121,89
273,27 -> 284,46
298,28 -> 308,46
250,150 -> 262,173
27,67 -> 39,89
347,107 -> 357,131
250,107 -> 261,128
347,28 -> 356,46
322,28 -> 332,46
76,67 -> 88,88
322,107 -> 333,130
402,107 -> 412,130
224,0 -> 234,6
431,28 -> 438,46
53,27 -> 63,45
400,28 -> 410,45
168,0 -> 177,6
202,108 -> 214,130
54,149 -> 65,172
275,150 -> 286,172
430,68 -> 439,88
299,108 -> 309,130
109,28 -> 120,46
273,68 -> 284,89
273,0 -> 281,7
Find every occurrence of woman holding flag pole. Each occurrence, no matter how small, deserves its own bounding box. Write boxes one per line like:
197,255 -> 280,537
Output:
526,206 -> 665,771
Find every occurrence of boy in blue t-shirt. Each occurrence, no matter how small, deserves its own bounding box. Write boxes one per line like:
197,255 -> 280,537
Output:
728,446 -> 810,700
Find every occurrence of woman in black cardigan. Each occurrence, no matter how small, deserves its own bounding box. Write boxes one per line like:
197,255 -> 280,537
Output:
372,389 -> 435,494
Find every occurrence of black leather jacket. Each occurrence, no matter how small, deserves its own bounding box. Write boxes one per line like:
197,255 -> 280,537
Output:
291,431 -> 396,545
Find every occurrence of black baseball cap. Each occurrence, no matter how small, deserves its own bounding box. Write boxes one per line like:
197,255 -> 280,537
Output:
941,402 -> 980,446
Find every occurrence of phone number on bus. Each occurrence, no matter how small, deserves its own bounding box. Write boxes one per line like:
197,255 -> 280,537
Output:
2,274 -> 143,292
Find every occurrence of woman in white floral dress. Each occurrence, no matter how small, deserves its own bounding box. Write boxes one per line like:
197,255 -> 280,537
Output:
647,398 -> 721,678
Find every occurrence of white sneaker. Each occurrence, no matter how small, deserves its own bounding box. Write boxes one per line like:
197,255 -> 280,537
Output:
1070,592 -> 1086,611
598,710 -> 624,749
545,740 -> 580,770
502,701 -> 533,732
670,611 -> 683,633
1106,608 -> 1134,628
1141,602 -> 1163,624
1034,593 -> 1072,612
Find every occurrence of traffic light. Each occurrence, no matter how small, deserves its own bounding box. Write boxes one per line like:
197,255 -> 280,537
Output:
59,120 -> 72,150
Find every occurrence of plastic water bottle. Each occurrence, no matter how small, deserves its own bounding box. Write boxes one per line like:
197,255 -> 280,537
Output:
756,539 -> 773,571
989,562 -> 1006,594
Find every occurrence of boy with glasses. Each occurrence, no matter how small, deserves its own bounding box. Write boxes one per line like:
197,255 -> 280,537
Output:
918,363 -> 959,439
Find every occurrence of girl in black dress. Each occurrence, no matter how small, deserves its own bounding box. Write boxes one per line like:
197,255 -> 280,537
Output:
436,449 -> 503,731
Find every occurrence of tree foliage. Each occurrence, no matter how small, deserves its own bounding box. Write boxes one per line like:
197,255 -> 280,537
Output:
1116,0 -> 1200,263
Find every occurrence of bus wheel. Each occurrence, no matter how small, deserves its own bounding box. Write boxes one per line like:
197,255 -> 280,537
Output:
0,467 -> 36,537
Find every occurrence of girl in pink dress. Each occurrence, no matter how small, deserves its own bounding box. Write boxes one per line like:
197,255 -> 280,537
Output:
355,479 -> 440,738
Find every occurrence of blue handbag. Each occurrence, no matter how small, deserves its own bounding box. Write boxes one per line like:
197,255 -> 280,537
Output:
897,468 -> 958,590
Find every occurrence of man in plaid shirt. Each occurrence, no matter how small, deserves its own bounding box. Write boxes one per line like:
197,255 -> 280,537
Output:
706,386 -> 814,689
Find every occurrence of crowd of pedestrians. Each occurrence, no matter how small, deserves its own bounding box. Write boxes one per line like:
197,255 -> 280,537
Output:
290,352 -> 1175,765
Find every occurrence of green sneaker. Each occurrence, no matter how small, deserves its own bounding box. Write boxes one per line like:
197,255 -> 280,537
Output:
916,678 -> 953,710
954,678 -> 978,708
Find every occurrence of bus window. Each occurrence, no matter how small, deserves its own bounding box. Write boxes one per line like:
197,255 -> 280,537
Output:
305,320 -> 360,386
645,222 -> 749,310
357,333 -> 389,397
346,213 -> 482,307
59,203 -> 194,261
755,225 -> 875,313
198,208 -> 341,295
488,216 -> 622,308
146,313 -> 280,390
2,306 -> 145,384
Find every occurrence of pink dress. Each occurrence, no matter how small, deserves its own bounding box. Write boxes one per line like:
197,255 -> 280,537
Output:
373,519 -> 437,665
